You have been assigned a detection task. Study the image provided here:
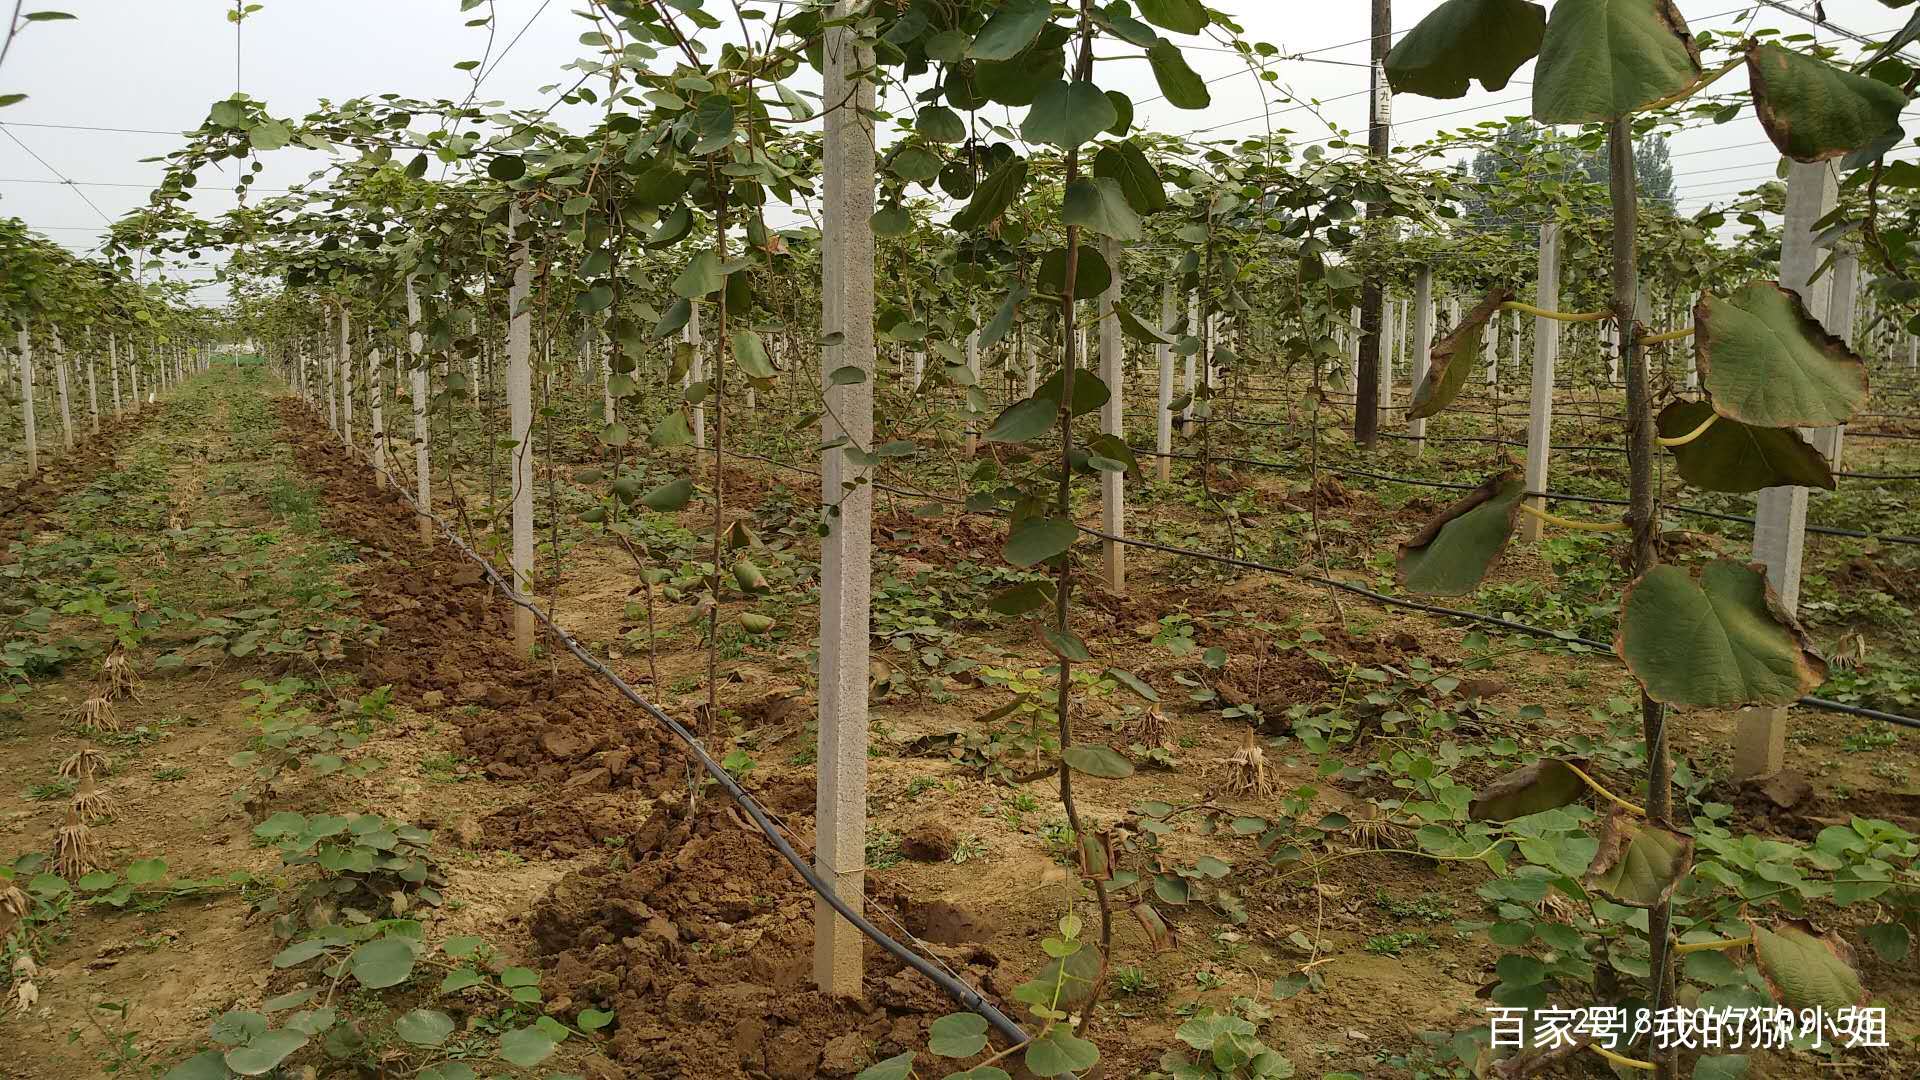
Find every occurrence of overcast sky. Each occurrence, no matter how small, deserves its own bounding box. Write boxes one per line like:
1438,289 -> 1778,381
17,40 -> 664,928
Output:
1,0 -> 1914,304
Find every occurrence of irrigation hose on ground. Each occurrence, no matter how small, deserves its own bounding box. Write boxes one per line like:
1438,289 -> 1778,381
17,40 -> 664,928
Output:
314,404 -> 1033,1047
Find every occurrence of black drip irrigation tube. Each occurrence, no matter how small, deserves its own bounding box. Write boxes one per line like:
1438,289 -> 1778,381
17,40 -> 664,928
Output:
710,444 -> 1920,734
329,416 -> 1031,1046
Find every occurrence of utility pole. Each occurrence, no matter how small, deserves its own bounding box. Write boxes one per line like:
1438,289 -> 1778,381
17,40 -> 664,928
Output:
1355,0 -> 1391,449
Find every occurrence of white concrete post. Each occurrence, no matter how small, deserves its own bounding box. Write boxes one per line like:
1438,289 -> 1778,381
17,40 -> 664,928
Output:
1519,224 -> 1562,543
814,0 -> 876,997
1738,161 -> 1839,779
1182,291 -> 1199,434
129,346 -> 140,409
51,332 -> 73,452
409,281 -> 432,544
1686,291 -> 1701,388
1408,268 -> 1433,451
84,338 -> 98,436
324,311 -> 339,432
964,305 -> 981,457
1156,282 -> 1176,484
1824,251 -> 1857,472
1347,304 -> 1362,393
15,329 -> 36,476
369,347 -> 386,488
601,325 -> 616,425
1484,302 -> 1499,387
1376,296 -> 1395,417
338,305 -> 354,452
686,301 -> 706,451
910,349 -> 925,392
1099,237 -> 1125,593
507,200 -> 537,655
109,334 -> 122,417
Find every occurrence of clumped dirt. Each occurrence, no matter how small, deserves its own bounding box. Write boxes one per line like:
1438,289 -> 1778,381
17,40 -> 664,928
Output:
0,411 -> 156,530
276,403 -> 685,849
529,784 -> 1011,1079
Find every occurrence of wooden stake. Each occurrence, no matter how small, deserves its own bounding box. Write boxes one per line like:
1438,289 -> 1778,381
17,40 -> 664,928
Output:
814,0 -> 876,997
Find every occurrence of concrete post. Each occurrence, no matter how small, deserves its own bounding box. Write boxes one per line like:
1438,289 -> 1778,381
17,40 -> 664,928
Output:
339,305 -> 354,452
1156,282 -> 1176,484
1348,304 -> 1362,393
1738,161 -> 1839,780
1099,237 -> 1125,593
109,334 -> 122,417
84,339 -> 98,436
1485,301 -> 1499,386
369,347 -> 387,488
1519,224 -> 1562,543
1183,291 -> 1199,435
1376,296 -> 1395,417
1408,268 -> 1433,451
507,200 -> 537,655
964,305 -> 981,457
686,300 -> 705,451
408,281 -> 433,544
814,0 -> 876,997
15,329 -> 36,476
51,332 -> 73,452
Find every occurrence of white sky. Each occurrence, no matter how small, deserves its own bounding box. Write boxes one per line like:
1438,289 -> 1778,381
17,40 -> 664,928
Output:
1,0 -> 1914,304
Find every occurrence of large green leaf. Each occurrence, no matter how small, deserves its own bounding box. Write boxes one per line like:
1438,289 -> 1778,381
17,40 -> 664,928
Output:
1408,287 -> 1512,419
1385,0 -> 1546,98
1747,918 -> 1868,1012
672,251 -> 725,298
1697,282 -> 1868,428
1025,1027 -> 1100,1077
1616,560 -> 1828,707
951,157 -> 1028,232
348,936 -> 416,989
1062,744 -> 1135,779
969,0 -> 1050,62
223,1030 -> 308,1077
1021,80 -> 1117,149
1396,471 -> 1525,596
1036,246 -> 1112,299
496,1025 -> 557,1067
1146,41 -> 1210,108
1006,516 -> 1078,567
1468,757 -> 1590,821
1657,399 -> 1834,493
1531,0 -> 1701,124
1137,0 -> 1208,34
731,330 -> 775,379
1747,42 -> 1909,163
394,1008 -> 456,1047
983,396 -> 1057,444
1061,177 -> 1143,241
1092,142 -> 1167,214
1585,810 -> 1693,908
